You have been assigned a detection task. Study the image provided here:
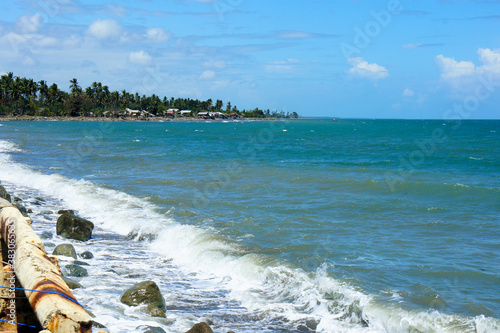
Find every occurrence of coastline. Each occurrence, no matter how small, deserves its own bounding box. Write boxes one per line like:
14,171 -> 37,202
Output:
0,182 -> 218,333
0,115 -> 280,122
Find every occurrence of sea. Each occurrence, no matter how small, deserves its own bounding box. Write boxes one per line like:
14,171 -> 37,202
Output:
0,119 -> 498,333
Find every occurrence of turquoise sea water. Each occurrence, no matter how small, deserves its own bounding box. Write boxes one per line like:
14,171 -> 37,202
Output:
0,119 -> 499,332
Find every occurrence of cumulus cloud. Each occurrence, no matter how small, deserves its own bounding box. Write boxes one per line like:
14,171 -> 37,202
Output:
436,48 -> 500,83
145,27 -> 171,43
348,57 -> 389,80
129,50 -> 152,66
87,18 -> 123,40
435,55 -> 475,80
477,48 -> 500,74
199,70 -> 215,80
16,13 -> 43,34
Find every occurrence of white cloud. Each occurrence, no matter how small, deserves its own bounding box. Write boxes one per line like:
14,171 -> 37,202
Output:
201,60 -> 226,69
22,56 -> 37,66
478,48 -> 500,74
129,50 -> 152,66
436,48 -> 500,87
145,27 -> 171,43
199,70 -> 216,80
277,31 -> 314,39
403,43 -> 421,50
348,57 -> 389,80
16,13 -> 43,34
435,54 -> 475,80
34,36 -> 58,47
403,88 -> 415,96
87,18 -> 123,40
265,59 -> 300,73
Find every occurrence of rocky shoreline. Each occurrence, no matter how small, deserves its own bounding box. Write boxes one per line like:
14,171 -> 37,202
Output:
0,183 -> 223,333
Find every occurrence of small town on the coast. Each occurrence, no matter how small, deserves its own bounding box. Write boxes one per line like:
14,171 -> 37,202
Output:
0,73 -> 299,121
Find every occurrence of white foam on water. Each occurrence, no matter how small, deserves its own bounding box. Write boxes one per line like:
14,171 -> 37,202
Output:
1,140 -> 499,332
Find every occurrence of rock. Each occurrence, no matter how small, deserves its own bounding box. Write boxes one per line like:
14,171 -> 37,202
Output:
44,242 -> 56,248
52,243 -> 77,259
13,203 -> 29,217
13,196 -> 22,202
137,326 -> 167,333
73,260 -> 90,266
64,264 -> 88,277
80,251 -> 94,259
56,212 -> 94,241
145,304 -> 166,318
85,309 -> 95,318
58,209 -> 74,214
120,281 -> 166,311
40,231 -> 53,239
92,321 -> 106,328
185,322 -> 214,333
41,210 -> 53,214
62,276 -> 83,289
0,185 -> 11,202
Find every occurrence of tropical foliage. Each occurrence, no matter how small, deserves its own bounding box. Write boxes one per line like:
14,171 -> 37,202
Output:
0,73 -> 299,119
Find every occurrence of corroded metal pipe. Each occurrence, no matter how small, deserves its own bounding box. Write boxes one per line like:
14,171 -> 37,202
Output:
0,198 -> 92,333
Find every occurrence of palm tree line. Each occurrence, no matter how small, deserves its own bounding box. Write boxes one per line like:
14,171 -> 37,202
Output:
0,73 -> 299,119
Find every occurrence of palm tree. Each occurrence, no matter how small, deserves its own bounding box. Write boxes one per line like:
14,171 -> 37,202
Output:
38,80 -> 48,104
69,78 -> 81,94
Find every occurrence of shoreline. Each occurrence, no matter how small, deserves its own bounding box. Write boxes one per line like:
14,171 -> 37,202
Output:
0,115 -> 280,122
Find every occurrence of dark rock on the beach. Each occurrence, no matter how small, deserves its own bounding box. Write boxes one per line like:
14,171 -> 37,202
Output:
145,304 -> 166,318
58,209 -> 74,215
52,243 -> 77,259
13,196 -> 22,202
62,276 -> 83,289
185,322 -> 214,333
40,231 -> 53,239
92,321 -> 106,328
80,250 -> 94,259
85,309 -> 96,318
73,260 -> 90,266
56,212 -> 94,241
44,242 -> 56,248
13,203 -> 29,217
64,264 -> 88,277
120,281 -> 166,311
137,326 -> 167,333
41,210 -> 53,215
27,208 -> 33,213
0,185 -> 11,202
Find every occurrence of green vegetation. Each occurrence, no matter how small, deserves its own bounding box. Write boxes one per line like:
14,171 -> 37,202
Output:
0,73 -> 299,119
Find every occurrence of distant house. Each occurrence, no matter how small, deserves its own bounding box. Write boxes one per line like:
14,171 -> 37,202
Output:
180,110 -> 192,116
164,108 -> 180,117
197,111 -> 210,119
125,108 -> 141,117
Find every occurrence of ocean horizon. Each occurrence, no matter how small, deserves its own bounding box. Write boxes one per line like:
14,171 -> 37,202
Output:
0,118 -> 498,332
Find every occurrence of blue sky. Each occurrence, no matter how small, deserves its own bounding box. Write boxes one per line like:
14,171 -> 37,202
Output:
1,0 -> 499,119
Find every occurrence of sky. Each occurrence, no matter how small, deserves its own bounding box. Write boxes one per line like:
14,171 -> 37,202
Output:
0,0 -> 499,119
